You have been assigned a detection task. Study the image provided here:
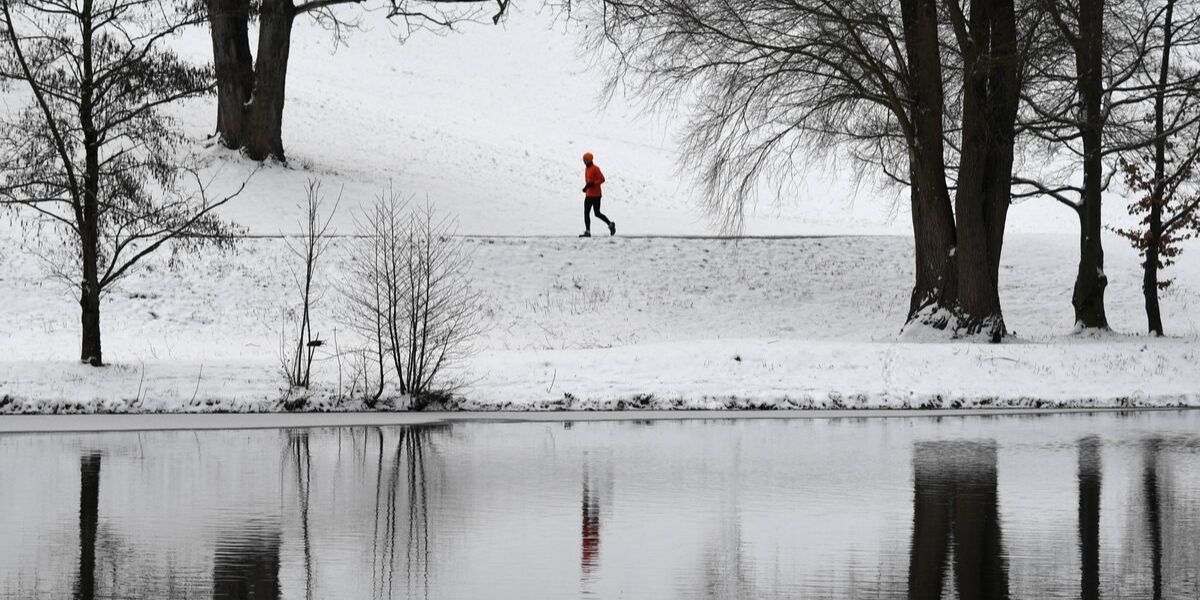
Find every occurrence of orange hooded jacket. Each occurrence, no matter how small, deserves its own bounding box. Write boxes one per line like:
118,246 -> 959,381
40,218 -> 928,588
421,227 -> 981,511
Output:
584,164 -> 605,198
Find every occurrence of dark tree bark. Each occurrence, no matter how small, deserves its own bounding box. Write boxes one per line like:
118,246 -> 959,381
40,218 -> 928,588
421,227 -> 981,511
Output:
208,0 -> 292,161
948,0 -> 1021,341
80,0 -> 104,366
901,0 -> 959,324
244,0 -> 294,160
206,0 -> 508,162
1071,0 -> 1110,330
79,277 -> 102,366
982,0 -> 1019,296
207,0 -> 255,145
1145,0 -> 1176,336
1145,194 -> 1165,337
80,163 -> 103,365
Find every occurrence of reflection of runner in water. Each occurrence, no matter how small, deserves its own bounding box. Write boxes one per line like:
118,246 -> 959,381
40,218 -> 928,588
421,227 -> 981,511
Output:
581,462 -> 601,578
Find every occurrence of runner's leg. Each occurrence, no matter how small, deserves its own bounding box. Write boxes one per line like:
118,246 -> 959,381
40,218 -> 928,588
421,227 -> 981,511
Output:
592,197 -> 612,226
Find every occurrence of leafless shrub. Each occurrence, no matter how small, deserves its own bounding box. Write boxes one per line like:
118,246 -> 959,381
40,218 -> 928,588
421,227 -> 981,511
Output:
281,180 -> 340,390
342,189 -> 481,409
342,186 -> 406,404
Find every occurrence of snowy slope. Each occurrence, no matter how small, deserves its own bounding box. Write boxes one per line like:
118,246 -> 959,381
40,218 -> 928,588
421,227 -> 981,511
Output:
0,6 -> 1143,236
1,231 -> 1197,411
157,8 -> 1095,237
1,10 -> 1198,411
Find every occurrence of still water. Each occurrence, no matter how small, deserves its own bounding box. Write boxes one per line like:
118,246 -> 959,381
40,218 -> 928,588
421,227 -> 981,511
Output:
1,411 -> 1199,599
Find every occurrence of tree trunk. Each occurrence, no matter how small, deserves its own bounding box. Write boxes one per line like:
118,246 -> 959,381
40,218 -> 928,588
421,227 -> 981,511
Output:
206,0 -> 292,161
951,0 -> 1018,341
79,0 -> 104,367
907,180 -> 959,325
1146,0 -> 1174,337
1073,201 -> 1109,329
207,0 -> 255,147
1071,0 -> 1110,330
983,0 -> 1019,294
80,152 -> 103,365
242,0 -> 293,161
1144,241 -> 1163,334
901,0 -> 958,328
80,141 -> 102,367
80,274 -> 103,366
79,177 -> 101,366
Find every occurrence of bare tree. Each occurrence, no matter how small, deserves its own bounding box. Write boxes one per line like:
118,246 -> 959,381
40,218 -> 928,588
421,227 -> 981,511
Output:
943,0 -> 1024,339
1013,0 -> 1200,331
206,0 -> 512,161
343,185 -> 407,403
397,202 -> 479,405
0,0 -> 247,366
1114,0 -> 1200,335
281,179 -> 339,388
587,0 -> 1034,339
589,0 -> 956,326
343,191 -> 479,407
1014,0 -> 1126,330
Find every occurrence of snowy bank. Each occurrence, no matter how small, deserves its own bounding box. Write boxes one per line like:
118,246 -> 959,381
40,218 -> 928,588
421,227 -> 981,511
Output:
2,234 -> 1197,413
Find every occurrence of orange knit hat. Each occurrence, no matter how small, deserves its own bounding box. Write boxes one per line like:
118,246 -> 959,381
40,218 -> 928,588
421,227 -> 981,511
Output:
583,152 -> 594,162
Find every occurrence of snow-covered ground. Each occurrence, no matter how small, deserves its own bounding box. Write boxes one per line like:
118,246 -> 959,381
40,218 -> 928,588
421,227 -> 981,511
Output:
1,10 -> 1198,412
1,231 -> 1197,412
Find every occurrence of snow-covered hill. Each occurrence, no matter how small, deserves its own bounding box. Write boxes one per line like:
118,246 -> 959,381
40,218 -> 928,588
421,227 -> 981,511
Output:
159,7 -> 1094,237
1,230 -> 1197,411
1,9 -> 1198,411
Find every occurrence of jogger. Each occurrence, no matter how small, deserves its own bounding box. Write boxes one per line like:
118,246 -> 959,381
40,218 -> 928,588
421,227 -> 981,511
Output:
580,152 -> 616,237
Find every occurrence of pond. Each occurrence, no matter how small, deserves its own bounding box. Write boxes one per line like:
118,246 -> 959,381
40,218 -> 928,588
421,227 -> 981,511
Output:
1,411 -> 1198,599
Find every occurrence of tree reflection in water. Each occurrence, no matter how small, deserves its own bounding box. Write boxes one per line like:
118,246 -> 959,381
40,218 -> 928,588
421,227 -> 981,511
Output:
1078,436 -> 1101,600
287,431 -> 314,600
75,453 -> 100,600
212,523 -> 282,600
73,451 -> 228,600
370,426 -> 436,600
908,441 -> 1009,600
1143,437 -> 1163,600
695,441 -> 763,600
30,418 -> 1200,600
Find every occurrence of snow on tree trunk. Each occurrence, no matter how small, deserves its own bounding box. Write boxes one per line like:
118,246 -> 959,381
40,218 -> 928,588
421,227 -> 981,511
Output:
949,0 -> 1019,341
901,0 -> 958,328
